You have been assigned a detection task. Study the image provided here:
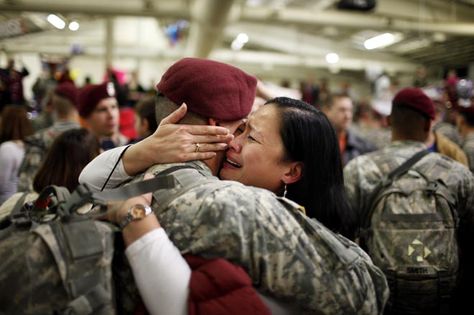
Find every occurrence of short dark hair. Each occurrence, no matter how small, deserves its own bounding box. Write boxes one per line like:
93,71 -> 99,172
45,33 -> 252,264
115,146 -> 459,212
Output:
33,128 -> 100,192
322,92 -> 351,110
265,97 -> 357,239
135,96 -> 158,134
390,104 -> 429,136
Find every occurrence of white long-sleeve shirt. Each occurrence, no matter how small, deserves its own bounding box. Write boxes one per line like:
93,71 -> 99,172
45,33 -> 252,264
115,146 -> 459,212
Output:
126,228 -> 190,315
79,146 -> 131,191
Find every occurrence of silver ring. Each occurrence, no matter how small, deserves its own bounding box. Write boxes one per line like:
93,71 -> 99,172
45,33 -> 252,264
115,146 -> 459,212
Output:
194,143 -> 201,152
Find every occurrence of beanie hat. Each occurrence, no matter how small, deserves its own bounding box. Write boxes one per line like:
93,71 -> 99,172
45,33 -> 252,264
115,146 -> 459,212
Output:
77,82 -> 116,118
54,82 -> 78,107
392,87 -> 435,120
156,58 -> 257,121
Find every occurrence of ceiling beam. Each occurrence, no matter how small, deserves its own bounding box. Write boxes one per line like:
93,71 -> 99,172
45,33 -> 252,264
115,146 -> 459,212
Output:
240,8 -> 474,36
1,1 -> 473,36
186,0 -> 235,57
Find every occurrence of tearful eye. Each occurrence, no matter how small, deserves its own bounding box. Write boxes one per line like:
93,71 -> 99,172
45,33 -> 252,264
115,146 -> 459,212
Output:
248,135 -> 257,142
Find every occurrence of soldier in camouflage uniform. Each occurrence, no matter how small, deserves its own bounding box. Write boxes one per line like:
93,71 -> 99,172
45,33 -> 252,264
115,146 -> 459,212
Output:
17,82 -> 80,192
344,88 -> 474,314
455,100 -> 474,173
81,58 -> 389,314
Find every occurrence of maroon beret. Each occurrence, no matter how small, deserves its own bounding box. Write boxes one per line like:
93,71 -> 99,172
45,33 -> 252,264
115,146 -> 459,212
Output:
77,82 -> 116,118
392,87 -> 435,120
54,82 -> 78,107
156,58 -> 257,121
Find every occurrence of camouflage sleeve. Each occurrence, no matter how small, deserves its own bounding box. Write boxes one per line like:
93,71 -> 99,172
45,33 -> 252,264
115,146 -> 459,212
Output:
344,157 -> 364,216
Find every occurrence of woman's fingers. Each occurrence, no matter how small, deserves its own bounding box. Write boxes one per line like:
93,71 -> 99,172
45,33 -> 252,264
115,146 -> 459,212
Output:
190,134 -> 234,144
187,142 -> 228,153
179,124 -> 231,136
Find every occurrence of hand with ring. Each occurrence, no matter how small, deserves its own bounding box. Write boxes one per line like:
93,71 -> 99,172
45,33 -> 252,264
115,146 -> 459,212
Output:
122,104 -> 234,175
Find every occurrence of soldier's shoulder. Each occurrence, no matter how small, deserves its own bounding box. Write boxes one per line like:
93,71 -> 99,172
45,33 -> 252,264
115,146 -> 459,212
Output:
424,153 -> 473,181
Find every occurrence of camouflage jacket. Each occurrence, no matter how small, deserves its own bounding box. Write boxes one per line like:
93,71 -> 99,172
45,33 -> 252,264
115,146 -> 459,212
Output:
127,161 -> 389,315
343,141 -> 474,294
17,121 -> 80,192
462,132 -> 474,173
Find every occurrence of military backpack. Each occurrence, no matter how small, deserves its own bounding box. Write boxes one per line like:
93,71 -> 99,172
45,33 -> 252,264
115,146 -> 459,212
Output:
0,174 -> 178,315
360,150 -> 459,315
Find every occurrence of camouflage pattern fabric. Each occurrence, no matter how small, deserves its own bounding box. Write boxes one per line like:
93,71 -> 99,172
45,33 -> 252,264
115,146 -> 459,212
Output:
344,140 -> 474,314
126,161 -> 389,315
351,125 -> 391,150
0,219 -> 118,315
17,122 -> 79,192
462,132 -> 474,173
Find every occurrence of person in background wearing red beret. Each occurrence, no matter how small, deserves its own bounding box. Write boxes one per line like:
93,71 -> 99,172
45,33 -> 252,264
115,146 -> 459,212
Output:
77,81 -> 128,151
344,87 -> 474,315
17,82 -> 81,193
81,58 -> 388,315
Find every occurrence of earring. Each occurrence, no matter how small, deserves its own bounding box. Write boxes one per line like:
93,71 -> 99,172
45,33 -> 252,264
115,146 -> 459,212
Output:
283,184 -> 288,198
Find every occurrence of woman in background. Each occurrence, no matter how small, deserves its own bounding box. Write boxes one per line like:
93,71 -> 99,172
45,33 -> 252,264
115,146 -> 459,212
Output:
0,105 -> 33,204
0,128 -> 100,219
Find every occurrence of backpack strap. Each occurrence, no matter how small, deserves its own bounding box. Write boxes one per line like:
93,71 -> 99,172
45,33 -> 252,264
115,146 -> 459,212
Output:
58,171 -> 181,218
34,220 -> 115,315
151,165 -> 215,214
360,149 -> 430,236
6,192 -> 31,228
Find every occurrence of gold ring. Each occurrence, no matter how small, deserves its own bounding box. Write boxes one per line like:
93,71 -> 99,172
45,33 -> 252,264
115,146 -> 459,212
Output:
194,143 -> 201,152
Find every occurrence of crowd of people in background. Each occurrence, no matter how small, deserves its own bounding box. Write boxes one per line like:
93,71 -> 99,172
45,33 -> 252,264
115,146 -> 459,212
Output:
0,55 -> 473,315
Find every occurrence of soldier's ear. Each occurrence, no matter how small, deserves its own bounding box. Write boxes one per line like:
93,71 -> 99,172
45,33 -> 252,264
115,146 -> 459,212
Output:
208,118 -> 218,126
423,119 -> 432,132
282,162 -> 303,185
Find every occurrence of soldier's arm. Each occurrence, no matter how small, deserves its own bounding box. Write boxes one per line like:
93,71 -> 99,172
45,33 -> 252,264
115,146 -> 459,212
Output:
343,159 -> 363,215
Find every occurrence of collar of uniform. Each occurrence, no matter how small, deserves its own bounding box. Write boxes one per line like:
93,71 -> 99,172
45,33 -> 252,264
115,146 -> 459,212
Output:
389,140 -> 427,150
146,160 -> 213,178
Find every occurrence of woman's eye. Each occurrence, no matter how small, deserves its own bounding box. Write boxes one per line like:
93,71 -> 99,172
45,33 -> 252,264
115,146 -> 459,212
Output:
248,135 -> 258,142
235,127 -> 244,135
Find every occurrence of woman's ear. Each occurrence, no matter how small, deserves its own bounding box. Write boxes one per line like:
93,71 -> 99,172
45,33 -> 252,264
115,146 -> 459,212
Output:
282,162 -> 303,185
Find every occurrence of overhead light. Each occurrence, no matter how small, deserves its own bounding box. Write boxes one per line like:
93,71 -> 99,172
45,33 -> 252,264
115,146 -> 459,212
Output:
68,21 -> 80,31
325,52 -> 340,64
364,33 -> 396,50
47,14 -> 66,30
231,33 -> 249,51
